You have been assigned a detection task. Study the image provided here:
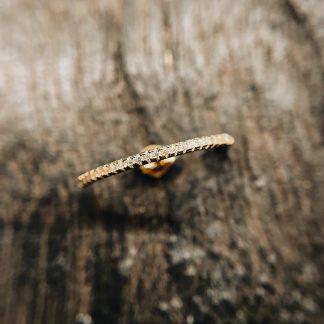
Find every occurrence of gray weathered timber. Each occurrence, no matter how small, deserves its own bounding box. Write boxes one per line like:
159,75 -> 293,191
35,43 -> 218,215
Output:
0,0 -> 323,323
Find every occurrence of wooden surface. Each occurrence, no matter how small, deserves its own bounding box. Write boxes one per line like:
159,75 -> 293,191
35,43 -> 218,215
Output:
0,0 -> 323,323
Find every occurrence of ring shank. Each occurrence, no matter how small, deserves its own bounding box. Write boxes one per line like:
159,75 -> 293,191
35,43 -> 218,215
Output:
78,133 -> 234,187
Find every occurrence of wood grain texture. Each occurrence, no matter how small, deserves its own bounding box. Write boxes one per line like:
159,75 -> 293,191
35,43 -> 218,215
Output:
0,0 -> 323,323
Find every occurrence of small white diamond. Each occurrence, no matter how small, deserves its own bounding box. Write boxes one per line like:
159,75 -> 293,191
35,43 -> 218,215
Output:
148,150 -> 157,161
115,159 -> 124,170
132,154 -> 141,165
96,166 -> 103,177
102,165 -> 109,175
192,139 -> 200,149
182,141 -> 190,151
124,157 -> 133,168
197,138 -> 205,147
158,147 -> 168,158
178,143 -> 185,152
168,144 -> 178,155
141,153 -> 151,164
109,161 -> 118,173
90,170 -> 96,180
117,159 -> 126,170
185,140 -> 194,150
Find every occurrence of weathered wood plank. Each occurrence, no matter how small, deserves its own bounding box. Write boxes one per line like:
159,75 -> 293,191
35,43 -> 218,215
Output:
0,0 -> 323,323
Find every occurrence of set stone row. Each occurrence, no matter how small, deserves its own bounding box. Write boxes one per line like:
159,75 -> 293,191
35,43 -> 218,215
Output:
78,134 -> 234,185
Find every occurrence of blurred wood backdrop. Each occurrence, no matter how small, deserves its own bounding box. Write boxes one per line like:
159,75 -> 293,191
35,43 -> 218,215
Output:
0,0 -> 323,323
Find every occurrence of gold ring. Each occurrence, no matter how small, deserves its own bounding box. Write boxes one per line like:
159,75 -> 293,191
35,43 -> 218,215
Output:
78,133 -> 234,188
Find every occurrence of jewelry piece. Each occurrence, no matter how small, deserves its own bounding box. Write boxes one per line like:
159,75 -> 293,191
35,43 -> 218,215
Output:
139,144 -> 178,178
78,133 -> 234,187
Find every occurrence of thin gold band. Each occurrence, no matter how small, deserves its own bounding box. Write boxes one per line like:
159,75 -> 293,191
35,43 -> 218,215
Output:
78,133 -> 234,187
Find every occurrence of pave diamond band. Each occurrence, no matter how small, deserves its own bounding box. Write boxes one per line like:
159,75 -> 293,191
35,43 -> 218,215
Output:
78,133 -> 234,187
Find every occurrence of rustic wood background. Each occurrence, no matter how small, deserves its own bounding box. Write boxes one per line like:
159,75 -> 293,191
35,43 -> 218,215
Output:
0,0 -> 323,323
